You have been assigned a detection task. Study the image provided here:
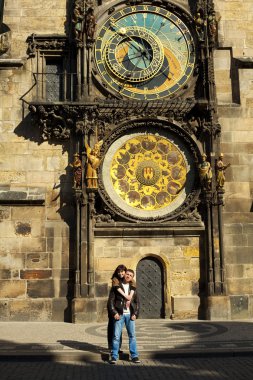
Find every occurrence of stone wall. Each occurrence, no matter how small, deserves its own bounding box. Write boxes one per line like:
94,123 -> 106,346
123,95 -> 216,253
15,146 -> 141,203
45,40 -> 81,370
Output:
0,0 -> 253,322
93,232 -> 202,321
214,0 -> 253,319
0,1 -> 73,321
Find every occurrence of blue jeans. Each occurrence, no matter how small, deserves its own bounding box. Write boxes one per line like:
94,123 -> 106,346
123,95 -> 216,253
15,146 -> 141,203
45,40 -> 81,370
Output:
111,314 -> 139,360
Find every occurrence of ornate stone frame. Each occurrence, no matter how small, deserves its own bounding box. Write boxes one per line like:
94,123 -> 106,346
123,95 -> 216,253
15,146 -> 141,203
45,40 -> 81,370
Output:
98,118 -> 201,222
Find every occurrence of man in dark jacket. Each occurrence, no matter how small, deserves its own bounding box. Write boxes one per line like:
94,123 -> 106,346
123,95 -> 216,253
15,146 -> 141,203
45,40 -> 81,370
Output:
107,269 -> 140,364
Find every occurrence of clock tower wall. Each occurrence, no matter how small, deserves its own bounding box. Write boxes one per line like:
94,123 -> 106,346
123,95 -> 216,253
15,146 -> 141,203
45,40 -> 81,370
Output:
0,0 -> 253,323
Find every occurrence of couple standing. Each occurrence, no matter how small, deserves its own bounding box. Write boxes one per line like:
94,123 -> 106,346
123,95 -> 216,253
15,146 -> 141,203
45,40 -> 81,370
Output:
107,264 -> 140,364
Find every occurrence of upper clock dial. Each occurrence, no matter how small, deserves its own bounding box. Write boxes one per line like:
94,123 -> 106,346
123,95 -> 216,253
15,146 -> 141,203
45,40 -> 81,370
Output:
94,5 -> 195,100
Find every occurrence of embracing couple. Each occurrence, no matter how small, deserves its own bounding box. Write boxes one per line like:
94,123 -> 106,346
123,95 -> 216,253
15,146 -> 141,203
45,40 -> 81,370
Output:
107,264 -> 140,364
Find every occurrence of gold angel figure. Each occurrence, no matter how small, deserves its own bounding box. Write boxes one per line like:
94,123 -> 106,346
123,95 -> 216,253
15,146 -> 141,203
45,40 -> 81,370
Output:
85,140 -> 103,189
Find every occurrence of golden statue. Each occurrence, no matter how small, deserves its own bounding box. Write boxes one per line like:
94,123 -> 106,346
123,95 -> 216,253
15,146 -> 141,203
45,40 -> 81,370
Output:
215,153 -> 230,189
198,153 -> 212,190
70,153 -> 82,188
85,140 -> 103,189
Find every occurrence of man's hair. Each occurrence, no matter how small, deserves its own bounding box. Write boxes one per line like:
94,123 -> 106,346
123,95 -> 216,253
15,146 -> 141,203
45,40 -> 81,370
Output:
126,269 -> 135,277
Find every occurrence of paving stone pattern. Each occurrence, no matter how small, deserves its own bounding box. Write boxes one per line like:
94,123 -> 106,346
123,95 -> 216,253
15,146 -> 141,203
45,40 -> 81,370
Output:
0,357 -> 253,380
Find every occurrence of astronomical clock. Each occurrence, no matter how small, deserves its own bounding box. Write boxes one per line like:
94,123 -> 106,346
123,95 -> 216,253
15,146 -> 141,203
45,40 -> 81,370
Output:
91,2 -> 201,223
94,4 -> 196,101
27,0 -> 224,320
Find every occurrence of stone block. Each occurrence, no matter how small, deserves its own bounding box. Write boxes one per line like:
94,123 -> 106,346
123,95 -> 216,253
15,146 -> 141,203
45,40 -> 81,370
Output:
206,296 -> 230,320
25,253 -> 49,269
30,299 -> 52,321
20,270 -> 52,279
182,246 -> 200,258
20,237 -> 46,253
104,247 -> 120,258
96,258 -> 132,271
173,237 -> 191,246
249,296 -> 253,318
0,300 -> 9,320
224,233 -> 248,247
224,223 -> 243,234
27,280 -> 54,298
72,298 -> 98,322
15,221 -> 31,236
247,234 -> 253,246
9,299 -> 31,321
225,183 -> 250,199
243,224 -> 253,234
171,259 -> 191,272
171,296 -> 199,318
0,280 -> 26,298
96,298 -> 108,322
227,278 -> 253,294
73,311 -> 97,323
121,247 -> 141,257
170,280 -> 193,295
59,280 -> 68,297
95,283 -> 108,298
0,207 -> 10,220
0,190 -> 27,201
225,247 -> 253,264
160,246 -> 183,258
230,296 -> 249,319
11,206 -> 45,220
0,269 -> 12,279
223,212 -> 253,224
52,298 -> 70,322
226,264 -> 244,279
224,199 -> 252,213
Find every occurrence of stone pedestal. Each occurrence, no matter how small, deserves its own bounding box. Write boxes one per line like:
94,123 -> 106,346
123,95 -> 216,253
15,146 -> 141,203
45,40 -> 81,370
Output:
72,297 -> 107,323
206,296 -> 230,320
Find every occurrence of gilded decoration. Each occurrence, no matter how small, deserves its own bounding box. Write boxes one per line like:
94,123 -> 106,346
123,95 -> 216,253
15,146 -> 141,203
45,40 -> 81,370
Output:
110,135 -> 187,211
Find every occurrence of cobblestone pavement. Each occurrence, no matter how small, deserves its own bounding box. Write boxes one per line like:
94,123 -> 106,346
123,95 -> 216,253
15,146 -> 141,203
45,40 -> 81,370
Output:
1,320 -> 253,358
0,357 -> 253,380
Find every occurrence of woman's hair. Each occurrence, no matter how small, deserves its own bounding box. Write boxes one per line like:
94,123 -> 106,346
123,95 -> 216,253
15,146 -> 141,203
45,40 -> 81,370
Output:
111,264 -> 127,280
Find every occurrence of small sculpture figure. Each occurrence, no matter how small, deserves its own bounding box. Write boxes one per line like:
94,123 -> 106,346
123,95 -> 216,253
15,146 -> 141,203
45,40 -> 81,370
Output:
85,140 -> 103,189
85,7 -> 96,40
215,153 -> 230,189
72,0 -> 84,41
198,153 -> 212,190
194,11 -> 206,41
208,11 -> 217,37
70,153 -> 82,188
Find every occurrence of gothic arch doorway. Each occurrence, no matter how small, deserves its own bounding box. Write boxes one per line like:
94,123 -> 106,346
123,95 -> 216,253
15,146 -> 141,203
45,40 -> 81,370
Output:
136,256 -> 165,319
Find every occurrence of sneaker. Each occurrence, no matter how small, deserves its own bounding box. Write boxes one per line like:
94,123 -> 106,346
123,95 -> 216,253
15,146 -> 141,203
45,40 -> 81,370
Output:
110,357 -> 117,364
132,357 -> 140,363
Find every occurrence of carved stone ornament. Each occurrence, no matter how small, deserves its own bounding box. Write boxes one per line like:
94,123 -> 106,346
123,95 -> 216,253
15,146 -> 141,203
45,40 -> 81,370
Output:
28,99 -> 198,142
26,34 -> 68,57
0,30 -> 11,56
97,119 -> 201,223
29,105 -> 73,141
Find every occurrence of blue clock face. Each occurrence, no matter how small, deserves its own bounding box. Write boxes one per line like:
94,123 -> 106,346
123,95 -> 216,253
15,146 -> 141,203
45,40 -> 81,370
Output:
94,5 -> 195,100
